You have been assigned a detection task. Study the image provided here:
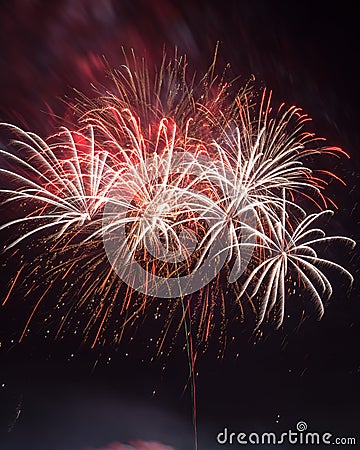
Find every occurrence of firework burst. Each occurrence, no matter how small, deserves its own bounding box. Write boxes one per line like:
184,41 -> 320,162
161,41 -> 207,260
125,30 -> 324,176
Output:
0,123 -> 118,249
237,206 -> 355,328
0,52 -> 355,352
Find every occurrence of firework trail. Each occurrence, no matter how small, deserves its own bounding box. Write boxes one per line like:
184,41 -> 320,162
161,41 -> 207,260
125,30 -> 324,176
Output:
0,51 -> 355,349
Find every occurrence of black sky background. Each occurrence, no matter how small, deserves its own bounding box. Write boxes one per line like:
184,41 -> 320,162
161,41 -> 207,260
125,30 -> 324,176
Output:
0,1 -> 359,449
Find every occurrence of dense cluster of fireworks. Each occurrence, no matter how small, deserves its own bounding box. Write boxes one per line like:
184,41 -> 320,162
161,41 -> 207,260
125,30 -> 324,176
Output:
0,52 -> 355,351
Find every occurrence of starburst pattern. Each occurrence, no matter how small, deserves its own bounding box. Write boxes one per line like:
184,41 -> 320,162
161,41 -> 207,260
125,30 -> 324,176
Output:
0,53 -> 355,351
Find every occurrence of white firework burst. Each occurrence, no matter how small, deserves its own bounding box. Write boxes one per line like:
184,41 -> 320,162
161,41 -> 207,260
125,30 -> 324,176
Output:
0,123 -> 119,249
238,206 -> 355,328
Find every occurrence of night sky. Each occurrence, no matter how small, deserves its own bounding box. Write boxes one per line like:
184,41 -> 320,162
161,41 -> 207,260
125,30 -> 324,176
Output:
0,1 -> 359,449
